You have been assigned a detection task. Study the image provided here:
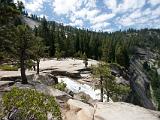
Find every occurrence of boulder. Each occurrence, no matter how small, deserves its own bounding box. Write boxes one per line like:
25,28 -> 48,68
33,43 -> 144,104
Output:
64,99 -> 94,120
33,73 -> 58,86
73,92 -> 93,103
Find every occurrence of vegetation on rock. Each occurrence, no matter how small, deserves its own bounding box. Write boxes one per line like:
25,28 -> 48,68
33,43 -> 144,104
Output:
53,82 -> 67,91
1,87 -> 62,120
0,64 -> 18,71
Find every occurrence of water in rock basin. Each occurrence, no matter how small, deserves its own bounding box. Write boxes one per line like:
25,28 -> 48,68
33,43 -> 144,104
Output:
58,76 -> 111,101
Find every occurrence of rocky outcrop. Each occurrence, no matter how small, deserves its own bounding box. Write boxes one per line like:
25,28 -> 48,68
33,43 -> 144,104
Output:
128,47 -> 158,110
73,92 -> 93,103
21,16 -> 40,29
33,73 -> 58,86
128,50 -> 156,110
64,99 -> 160,120
64,99 -> 94,120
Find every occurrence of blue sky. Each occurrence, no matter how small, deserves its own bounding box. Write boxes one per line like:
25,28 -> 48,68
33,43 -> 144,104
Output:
15,0 -> 160,32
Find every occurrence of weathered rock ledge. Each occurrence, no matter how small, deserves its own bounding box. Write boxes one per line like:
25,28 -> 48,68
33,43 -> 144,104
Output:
64,99 -> 160,120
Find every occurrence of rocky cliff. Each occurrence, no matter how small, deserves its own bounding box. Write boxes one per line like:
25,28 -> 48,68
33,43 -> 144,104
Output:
128,47 -> 159,110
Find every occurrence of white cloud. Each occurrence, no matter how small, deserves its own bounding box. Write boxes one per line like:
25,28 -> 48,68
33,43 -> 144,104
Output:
142,8 -> 151,16
104,0 -> 117,10
53,0 -> 96,15
53,0 -> 102,29
86,9 -> 100,19
104,0 -> 146,13
116,5 -> 160,28
91,13 -> 115,24
91,22 -> 110,30
116,0 -> 146,13
53,0 -> 100,25
69,19 -> 84,27
53,0 -> 78,15
53,0 -> 97,15
72,8 -> 88,19
52,0 -> 116,30
25,1 -> 43,12
152,6 -> 160,16
129,9 -> 142,19
71,8 -> 100,21
148,0 -> 160,6
85,0 -> 97,8
26,0 -> 49,12
117,17 -> 134,26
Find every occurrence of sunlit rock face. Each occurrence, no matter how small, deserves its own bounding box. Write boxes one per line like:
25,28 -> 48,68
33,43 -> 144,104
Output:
64,99 -> 160,120
21,16 -> 40,29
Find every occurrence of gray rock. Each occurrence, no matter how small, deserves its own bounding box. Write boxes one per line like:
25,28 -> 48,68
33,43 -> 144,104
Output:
74,92 -> 93,103
33,73 -> 58,86
129,57 -> 156,110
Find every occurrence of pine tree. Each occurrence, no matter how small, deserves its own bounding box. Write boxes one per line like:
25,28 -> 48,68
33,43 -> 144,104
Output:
0,0 -> 19,24
17,1 -> 24,13
31,36 -> 45,74
92,62 -> 115,102
12,25 -> 36,84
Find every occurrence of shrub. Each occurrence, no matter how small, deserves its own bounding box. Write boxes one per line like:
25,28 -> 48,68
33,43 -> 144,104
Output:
0,64 -> 18,71
80,94 -> 89,103
53,82 -> 67,91
1,87 -> 62,120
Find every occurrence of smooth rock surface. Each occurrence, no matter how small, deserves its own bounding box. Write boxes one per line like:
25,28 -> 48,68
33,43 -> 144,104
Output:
65,99 -> 160,120
94,102 -> 160,120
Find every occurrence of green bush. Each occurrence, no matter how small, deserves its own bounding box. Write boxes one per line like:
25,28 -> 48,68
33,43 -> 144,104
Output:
53,82 -> 67,91
0,64 -> 18,71
1,87 -> 62,120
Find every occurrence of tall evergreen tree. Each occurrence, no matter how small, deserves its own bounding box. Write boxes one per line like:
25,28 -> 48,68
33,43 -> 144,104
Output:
12,25 -> 36,84
92,62 -> 115,102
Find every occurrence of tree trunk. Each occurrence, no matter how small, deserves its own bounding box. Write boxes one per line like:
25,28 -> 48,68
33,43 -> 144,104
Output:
100,76 -> 103,102
20,51 -> 27,84
37,60 -> 40,75
107,91 -> 110,102
106,78 -> 109,102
